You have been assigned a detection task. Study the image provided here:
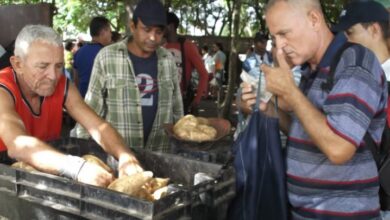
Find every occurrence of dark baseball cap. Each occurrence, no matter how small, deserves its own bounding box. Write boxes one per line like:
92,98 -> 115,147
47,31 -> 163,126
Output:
133,0 -> 167,26
332,1 -> 389,32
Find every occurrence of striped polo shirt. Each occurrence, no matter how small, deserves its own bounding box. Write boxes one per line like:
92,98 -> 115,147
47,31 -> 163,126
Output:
287,33 -> 388,220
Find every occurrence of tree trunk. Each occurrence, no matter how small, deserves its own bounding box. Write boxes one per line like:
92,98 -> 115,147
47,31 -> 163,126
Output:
219,0 -> 241,119
123,0 -> 138,34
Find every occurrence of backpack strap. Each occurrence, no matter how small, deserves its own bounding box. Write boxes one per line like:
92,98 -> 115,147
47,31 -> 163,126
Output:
321,42 -> 356,92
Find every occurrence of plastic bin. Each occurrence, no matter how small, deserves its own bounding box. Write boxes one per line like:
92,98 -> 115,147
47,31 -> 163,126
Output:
0,138 -> 235,220
168,136 -> 233,164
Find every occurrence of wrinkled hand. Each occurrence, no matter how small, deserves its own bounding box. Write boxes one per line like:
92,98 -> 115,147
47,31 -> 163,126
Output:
240,82 -> 278,116
77,161 -> 114,187
118,154 -> 143,178
261,49 -> 296,99
240,82 -> 257,113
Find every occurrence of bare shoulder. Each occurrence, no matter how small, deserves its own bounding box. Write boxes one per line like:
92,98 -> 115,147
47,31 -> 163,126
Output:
64,82 -> 84,110
0,87 -> 16,110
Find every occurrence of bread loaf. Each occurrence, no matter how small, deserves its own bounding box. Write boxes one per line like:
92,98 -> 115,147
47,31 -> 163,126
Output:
82,154 -> 114,173
173,115 -> 217,142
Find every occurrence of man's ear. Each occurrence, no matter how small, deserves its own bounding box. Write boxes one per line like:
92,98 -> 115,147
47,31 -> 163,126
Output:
10,56 -> 23,73
129,21 -> 136,34
307,9 -> 322,31
370,22 -> 382,40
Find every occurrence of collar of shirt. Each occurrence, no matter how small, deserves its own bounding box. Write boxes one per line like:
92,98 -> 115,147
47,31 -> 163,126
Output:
301,32 -> 347,79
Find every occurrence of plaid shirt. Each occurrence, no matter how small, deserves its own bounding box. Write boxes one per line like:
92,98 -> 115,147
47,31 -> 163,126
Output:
74,37 -> 183,152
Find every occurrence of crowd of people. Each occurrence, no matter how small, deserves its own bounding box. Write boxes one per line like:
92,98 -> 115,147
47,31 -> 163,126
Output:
1,0 -> 390,219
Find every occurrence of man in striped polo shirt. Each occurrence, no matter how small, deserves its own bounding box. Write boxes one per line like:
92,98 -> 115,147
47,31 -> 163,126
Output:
241,0 -> 388,219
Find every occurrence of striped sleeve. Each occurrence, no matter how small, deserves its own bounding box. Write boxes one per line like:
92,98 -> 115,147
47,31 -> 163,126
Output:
324,52 -> 385,146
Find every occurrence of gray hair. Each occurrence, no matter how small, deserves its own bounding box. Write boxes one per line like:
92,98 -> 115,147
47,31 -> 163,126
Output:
14,24 -> 63,58
265,0 -> 322,14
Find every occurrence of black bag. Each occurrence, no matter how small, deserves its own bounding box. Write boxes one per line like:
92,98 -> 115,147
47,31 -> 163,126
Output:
228,78 -> 288,219
322,42 -> 390,210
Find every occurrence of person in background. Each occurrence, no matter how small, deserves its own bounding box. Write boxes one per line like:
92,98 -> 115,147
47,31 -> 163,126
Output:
376,0 -> 390,55
0,25 -> 142,187
334,1 -> 390,81
164,12 -> 208,114
236,32 -> 273,137
209,42 -> 226,98
201,45 -> 214,75
73,0 -> 183,152
332,1 -> 390,217
201,45 -> 216,96
64,40 -> 77,81
211,42 -> 226,85
241,0 -> 387,218
73,16 -> 112,98
201,45 -> 216,97
242,31 -> 273,75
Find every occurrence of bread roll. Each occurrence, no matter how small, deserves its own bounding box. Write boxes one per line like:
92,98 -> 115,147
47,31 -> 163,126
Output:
108,172 -> 169,201
149,177 -> 170,192
173,114 -> 198,132
82,154 -> 113,173
197,117 -> 210,125
108,171 -> 153,196
153,186 -> 169,200
197,125 -> 217,137
173,115 -> 217,142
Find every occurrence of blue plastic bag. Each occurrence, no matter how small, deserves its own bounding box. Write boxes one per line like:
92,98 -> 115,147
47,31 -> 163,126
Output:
228,82 -> 288,220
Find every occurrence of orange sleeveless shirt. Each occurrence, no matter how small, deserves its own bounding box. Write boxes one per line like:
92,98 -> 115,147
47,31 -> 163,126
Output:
0,67 -> 68,152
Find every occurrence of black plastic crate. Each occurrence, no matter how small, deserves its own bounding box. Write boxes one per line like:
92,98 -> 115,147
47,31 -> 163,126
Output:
0,138 -> 235,220
168,136 -> 233,164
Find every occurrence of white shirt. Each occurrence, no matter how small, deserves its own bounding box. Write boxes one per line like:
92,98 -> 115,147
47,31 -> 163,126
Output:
382,58 -> 390,81
203,53 -> 215,74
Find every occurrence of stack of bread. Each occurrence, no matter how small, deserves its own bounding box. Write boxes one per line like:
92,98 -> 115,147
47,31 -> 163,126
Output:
84,154 -> 170,201
108,172 -> 169,201
11,155 -> 170,201
173,115 -> 217,142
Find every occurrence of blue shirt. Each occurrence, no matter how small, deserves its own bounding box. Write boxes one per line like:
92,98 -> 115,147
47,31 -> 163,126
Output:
73,43 -> 103,97
128,51 -> 159,142
287,33 -> 387,219
242,51 -> 273,79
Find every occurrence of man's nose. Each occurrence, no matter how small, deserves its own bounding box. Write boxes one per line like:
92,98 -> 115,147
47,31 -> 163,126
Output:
274,36 -> 286,50
46,67 -> 58,80
148,32 -> 156,41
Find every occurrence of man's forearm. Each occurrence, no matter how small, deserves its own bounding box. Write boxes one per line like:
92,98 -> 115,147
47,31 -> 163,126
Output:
90,121 -> 135,159
286,87 -> 355,164
8,136 -> 67,175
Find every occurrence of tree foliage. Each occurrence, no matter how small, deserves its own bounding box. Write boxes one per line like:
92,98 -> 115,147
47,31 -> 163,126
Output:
0,0 -> 349,38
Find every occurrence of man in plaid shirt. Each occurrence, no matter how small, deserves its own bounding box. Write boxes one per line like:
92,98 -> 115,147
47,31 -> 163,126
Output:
73,0 -> 183,152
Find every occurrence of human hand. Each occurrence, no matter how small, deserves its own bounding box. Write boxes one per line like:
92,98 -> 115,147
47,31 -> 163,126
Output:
240,82 -> 257,112
261,49 -> 296,99
77,161 -> 114,187
240,82 -> 278,117
118,154 -> 143,178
